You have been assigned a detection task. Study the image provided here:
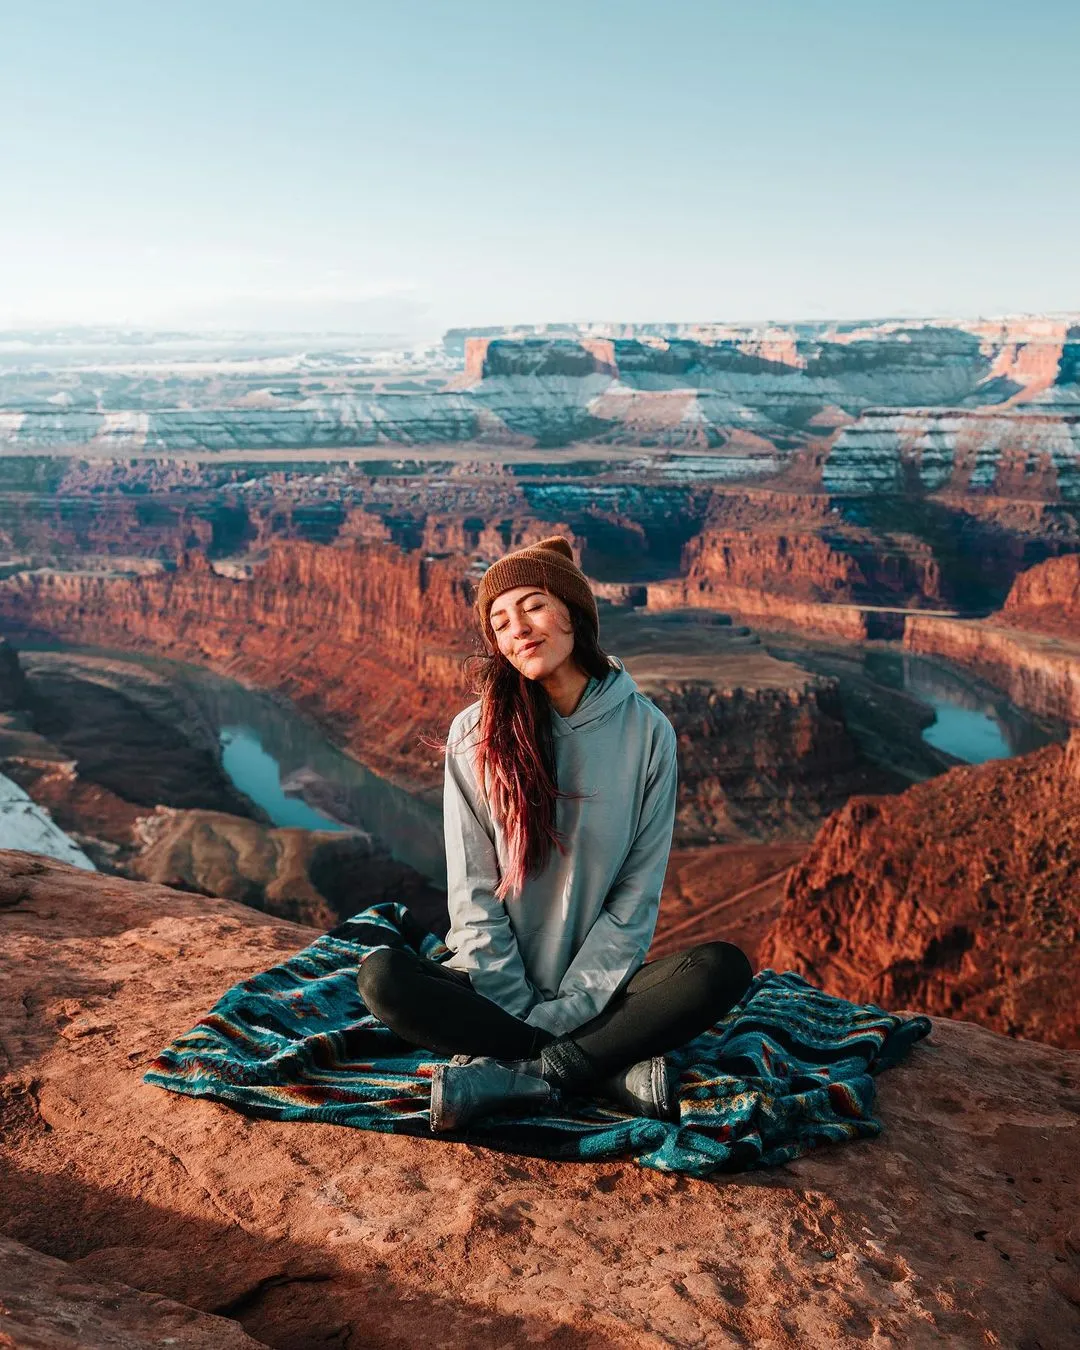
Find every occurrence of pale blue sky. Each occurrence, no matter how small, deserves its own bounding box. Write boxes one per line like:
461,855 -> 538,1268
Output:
3,0 -> 1077,333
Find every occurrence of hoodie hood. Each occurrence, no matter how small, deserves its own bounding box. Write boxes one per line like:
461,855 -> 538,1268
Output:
551,656 -> 638,735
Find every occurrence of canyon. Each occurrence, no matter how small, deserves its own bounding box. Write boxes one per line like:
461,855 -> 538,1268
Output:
0,641 -> 446,933
1,319 -> 1079,1347
0,332 -> 1075,1015
755,555 -> 1080,1051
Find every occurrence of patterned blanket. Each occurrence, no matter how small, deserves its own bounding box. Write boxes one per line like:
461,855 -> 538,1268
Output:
145,903 -> 932,1177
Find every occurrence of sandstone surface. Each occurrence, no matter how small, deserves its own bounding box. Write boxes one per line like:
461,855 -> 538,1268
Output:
0,1235 -> 263,1348
998,553 -> 1080,635
2,851 -> 1079,1349
761,734 -> 1080,1051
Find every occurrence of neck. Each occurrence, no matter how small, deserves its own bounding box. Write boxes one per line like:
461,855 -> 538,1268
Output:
540,659 -> 590,718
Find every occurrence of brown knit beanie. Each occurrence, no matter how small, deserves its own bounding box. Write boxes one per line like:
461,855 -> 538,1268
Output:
475,536 -> 598,638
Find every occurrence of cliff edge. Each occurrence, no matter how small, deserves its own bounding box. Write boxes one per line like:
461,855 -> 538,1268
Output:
761,734 -> 1080,1051
1,850 -> 1078,1348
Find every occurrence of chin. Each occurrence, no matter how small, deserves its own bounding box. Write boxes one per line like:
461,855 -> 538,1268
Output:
523,650 -> 570,680
516,657 -> 551,680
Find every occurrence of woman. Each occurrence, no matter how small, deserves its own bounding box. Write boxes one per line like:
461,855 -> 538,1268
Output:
357,536 -> 754,1133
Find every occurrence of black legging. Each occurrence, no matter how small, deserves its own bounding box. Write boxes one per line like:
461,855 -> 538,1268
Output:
357,939 -> 754,1079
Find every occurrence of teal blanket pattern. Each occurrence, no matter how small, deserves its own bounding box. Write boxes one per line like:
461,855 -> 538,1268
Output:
145,902 -> 932,1177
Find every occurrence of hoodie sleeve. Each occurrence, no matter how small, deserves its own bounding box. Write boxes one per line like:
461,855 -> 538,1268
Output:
523,716 -> 678,1039
442,713 -> 542,1020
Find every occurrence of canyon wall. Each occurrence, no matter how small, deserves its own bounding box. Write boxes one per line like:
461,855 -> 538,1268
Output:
642,678 -> 889,842
644,520 -> 939,638
903,552 -> 1080,724
646,579 -> 878,641
0,542 -> 475,786
0,640 -> 447,928
640,487 -> 946,636
760,733 -> 1080,1049
0,540 -> 898,845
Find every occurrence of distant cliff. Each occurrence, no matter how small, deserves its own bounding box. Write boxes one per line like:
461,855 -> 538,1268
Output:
824,406 -> 1080,500
4,315 -> 1076,463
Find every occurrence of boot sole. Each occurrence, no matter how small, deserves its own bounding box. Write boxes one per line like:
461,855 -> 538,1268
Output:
429,1064 -> 451,1134
652,1055 -> 675,1120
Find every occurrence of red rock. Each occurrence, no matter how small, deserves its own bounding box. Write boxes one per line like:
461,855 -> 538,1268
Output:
0,541 -> 894,844
643,492 -> 946,639
905,613 -> 1080,723
998,553 -> 1080,636
0,1236 -> 262,1348
1,850 -> 1078,1348
0,540 -> 473,785
905,552 -> 1080,725
761,732 -> 1080,1049
652,842 -> 808,963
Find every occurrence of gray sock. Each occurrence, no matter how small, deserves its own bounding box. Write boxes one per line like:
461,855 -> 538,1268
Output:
539,1035 -> 597,1094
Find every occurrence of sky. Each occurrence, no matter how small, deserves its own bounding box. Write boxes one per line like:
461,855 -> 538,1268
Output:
2,0 -> 1078,335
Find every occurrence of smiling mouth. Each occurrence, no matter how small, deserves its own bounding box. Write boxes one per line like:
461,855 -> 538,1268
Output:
518,640 -> 543,656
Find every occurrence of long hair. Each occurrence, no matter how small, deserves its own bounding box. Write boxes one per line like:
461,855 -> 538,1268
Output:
460,603 -> 613,902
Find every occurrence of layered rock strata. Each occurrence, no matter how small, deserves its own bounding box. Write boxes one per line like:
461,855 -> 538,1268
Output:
2,851 -> 1078,1348
761,733 -> 1080,1049
904,616 -> 1080,724
5,316 -> 1076,458
641,678 -> 891,841
824,406 -> 1080,500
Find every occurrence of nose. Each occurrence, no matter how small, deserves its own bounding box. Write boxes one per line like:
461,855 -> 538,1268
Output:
508,610 -> 532,638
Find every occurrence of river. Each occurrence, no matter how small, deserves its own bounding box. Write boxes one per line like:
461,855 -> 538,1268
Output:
860,650 -> 1060,763
178,670 -> 447,883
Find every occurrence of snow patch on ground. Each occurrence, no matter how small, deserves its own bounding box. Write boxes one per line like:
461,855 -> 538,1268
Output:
0,773 -> 96,870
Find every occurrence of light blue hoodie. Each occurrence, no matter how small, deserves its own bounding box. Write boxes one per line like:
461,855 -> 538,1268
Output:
441,657 -> 679,1038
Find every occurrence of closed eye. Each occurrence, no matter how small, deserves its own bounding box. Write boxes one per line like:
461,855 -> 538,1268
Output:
493,603 -> 544,630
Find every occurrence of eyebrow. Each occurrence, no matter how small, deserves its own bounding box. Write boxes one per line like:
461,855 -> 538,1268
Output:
490,590 -> 545,621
